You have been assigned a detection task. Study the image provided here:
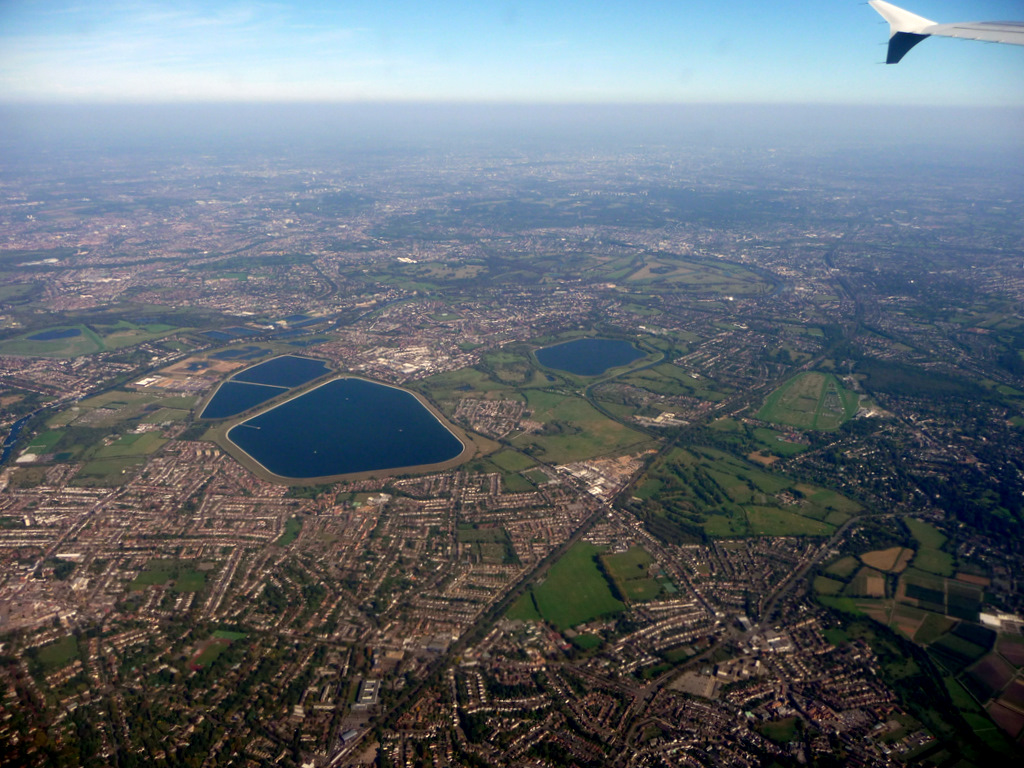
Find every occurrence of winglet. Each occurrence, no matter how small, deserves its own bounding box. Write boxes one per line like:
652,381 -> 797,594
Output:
869,0 -> 936,63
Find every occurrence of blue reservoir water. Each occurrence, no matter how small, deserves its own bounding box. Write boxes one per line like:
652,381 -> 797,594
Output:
201,355 -> 331,419
227,378 -> 464,478
28,328 -> 81,341
210,346 -> 269,361
200,381 -> 286,419
535,338 -> 645,376
232,355 -> 330,387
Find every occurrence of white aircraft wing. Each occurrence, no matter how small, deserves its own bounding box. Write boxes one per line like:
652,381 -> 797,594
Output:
869,1 -> 1024,63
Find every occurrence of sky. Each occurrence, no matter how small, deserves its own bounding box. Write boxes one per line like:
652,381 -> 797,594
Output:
0,0 -> 1022,106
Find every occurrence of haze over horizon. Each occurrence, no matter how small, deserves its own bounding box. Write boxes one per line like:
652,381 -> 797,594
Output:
1,1 -> 1022,107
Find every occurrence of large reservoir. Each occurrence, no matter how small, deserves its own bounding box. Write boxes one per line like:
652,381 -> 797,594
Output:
535,338 -> 645,376
226,378 -> 466,479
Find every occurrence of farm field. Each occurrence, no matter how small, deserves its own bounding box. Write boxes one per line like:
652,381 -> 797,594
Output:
861,547 -> 914,573
905,518 -> 955,576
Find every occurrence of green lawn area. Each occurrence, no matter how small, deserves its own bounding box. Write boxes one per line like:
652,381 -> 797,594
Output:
506,591 -> 543,622
456,524 -> 502,543
634,442 -> 851,543
193,639 -> 231,667
916,614 -> 956,645
173,570 -> 206,593
800,486 -> 861,515
531,542 -> 625,630
213,630 -> 248,641
26,430 -> 63,453
572,634 -> 602,651
487,449 -> 537,472
600,547 -> 663,602
698,510 -> 747,537
72,457 -> 144,486
758,717 -> 800,743
620,364 -> 729,401
35,635 -> 79,671
129,559 -> 207,592
141,407 -> 191,424
94,431 -> 167,459
275,517 -> 303,546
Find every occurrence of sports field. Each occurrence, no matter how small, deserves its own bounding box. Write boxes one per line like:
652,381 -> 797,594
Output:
757,372 -> 859,430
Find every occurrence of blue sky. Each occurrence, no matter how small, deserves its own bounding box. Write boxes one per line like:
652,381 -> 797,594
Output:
0,1 -> 1021,105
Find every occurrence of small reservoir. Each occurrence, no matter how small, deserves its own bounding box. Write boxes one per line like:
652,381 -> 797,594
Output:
226,378 -> 465,479
200,355 -> 331,419
28,328 -> 82,341
535,338 -> 645,376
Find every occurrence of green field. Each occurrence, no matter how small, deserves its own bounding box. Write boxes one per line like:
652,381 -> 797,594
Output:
620,363 -> 729,402
506,591 -> 543,622
72,457 -> 145,486
129,559 -> 207,592
95,431 -> 167,459
625,254 -> 773,296
757,371 -> 859,430
529,542 -> 625,630
758,717 -> 800,743
0,326 -> 102,357
487,449 -> 537,473
49,390 -> 198,431
905,518 -> 947,549
0,321 -> 188,358
458,524 -> 515,564
34,635 -> 79,671
813,575 -> 845,595
275,517 -> 303,546
514,389 -> 653,464
913,548 -> 955,577
752,427 -> 808,457
746,506 -> 833,536
905,519 -> 954,576
25,430 -> 63,453
825,556 -> 861,579
634,445 -> 849,542
600,547 -> 663,602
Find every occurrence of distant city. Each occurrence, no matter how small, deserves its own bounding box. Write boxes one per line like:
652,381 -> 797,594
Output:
1,106 -> 1023,767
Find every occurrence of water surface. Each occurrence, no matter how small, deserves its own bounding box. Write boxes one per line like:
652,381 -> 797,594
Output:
227,378 -> 464,478
535,338 -> 645,376
28,328 -> 81,341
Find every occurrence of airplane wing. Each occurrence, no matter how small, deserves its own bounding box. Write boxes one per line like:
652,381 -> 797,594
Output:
869,1 -> 1024,64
